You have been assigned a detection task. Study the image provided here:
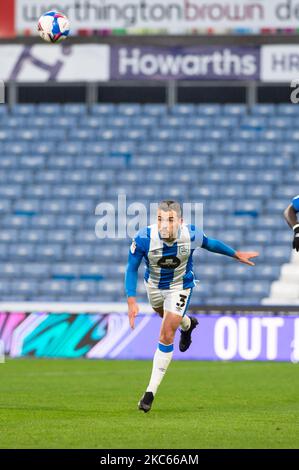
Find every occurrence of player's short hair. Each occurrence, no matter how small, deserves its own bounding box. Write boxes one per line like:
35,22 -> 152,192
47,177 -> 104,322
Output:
158,200 -> 182,218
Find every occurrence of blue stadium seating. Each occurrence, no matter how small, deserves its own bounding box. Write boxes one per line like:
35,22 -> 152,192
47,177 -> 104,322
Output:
0,103 -> 295,303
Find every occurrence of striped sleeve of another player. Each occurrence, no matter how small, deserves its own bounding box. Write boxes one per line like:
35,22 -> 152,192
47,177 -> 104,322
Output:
292,195 -> 299,212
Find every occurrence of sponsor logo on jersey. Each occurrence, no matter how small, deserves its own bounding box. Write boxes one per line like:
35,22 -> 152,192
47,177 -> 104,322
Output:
157,256 -> 181,270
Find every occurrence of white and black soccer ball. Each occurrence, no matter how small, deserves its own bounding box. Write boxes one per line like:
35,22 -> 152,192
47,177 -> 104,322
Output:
38,11 -> 70,43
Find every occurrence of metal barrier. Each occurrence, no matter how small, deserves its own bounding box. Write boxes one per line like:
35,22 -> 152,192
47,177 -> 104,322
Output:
4,79 -> 291,108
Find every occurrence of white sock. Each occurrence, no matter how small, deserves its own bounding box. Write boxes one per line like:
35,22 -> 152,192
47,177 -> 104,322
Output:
146,343 -> 173,395
180,315 -> 191,332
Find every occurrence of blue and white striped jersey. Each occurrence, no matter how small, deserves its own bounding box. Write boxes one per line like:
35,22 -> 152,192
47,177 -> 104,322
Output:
125,224 -> 236,297
128,223 -> 204,292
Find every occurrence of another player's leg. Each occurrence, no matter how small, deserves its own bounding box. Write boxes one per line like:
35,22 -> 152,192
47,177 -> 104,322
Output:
138,311 -> 181,413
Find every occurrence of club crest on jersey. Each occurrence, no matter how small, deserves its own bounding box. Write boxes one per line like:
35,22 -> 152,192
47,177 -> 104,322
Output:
130,240 -> 137,254
157,256 -> 181,270
179,245 -> 190,256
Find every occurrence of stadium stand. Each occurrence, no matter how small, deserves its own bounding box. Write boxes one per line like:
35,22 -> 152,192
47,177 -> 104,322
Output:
0,102 -> 295,304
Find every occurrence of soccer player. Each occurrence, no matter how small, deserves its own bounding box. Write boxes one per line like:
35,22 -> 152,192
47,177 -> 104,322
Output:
284,195 -> 299,251
125,200 -> 259,413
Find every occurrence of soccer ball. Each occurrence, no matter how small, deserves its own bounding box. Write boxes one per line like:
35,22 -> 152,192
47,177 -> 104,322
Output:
37,11 -> 70,43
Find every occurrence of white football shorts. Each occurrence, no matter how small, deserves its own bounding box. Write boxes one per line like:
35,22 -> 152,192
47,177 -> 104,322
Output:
145,282 -> 193,317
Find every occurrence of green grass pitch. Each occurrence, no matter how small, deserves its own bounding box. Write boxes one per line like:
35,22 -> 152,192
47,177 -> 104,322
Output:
0,359 -> 299,449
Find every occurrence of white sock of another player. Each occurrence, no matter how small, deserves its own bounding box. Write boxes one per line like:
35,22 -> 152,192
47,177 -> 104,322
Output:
146,343 -> 173,396
180,315 -> 191,331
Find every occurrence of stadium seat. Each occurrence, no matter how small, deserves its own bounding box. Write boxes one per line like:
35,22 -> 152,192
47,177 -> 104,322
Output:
0,200 -> 11,213
22,229 -> 45,242
31,214 -> 56,228
0,129 -> 15,140
245,184 -> 272,198
35,245 -> 63,260
0,105 -> 8,116
70,280 -> 98,295
131,116 -> 157,127
213,116 -> 238,128
63,104 -> 86,116
118,104 -> 142,116
64,244 -> 93,259
2,215 -> 29,228
220,184 -> 246,199
243,281 -> 271,297
23,263 -> 51,278
226,264 -> 254,280
260,129 -> 283,141
143,104 -> 167,116
254,265 -> 281,280
241,116 -> 267,129
223,104 -> 247,116
215,281 -> 243,296
0,263 -> 22,278
160,116 -> 187,127
14,199 -> 40,214
4,158 -> 32,178
204,129 -> 229,140
0,230 -> 18,242
250,104 -> 276,116
177,128 -> 203,141
277,104 -> 299,115
213,155 -> 238,168
4,116 -> 26,128
11,104 -> 36,116
11,280 -> 38,295
187,116 -> 213,128
49,229 -> 73,243
199,265 -> 224,280
91,104 -> 116,115
40,280 -> 69,295
42,200 -> 68,213
79,264 -> 106,279
20,155 -> 46,169
268,116 -> 292,128
222,141 -> 248,154
198,104 -> 222,116
9,244 -> 35,260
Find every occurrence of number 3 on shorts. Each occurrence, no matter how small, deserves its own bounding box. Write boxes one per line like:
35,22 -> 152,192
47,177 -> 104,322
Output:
165,288 -> 192,317
176,294 -> 187,308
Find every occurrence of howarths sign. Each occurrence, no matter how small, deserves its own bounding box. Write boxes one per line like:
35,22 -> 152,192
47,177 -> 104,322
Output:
261,45 -> 299,82
111,46 -> 260,80
0,44 -> 110,82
